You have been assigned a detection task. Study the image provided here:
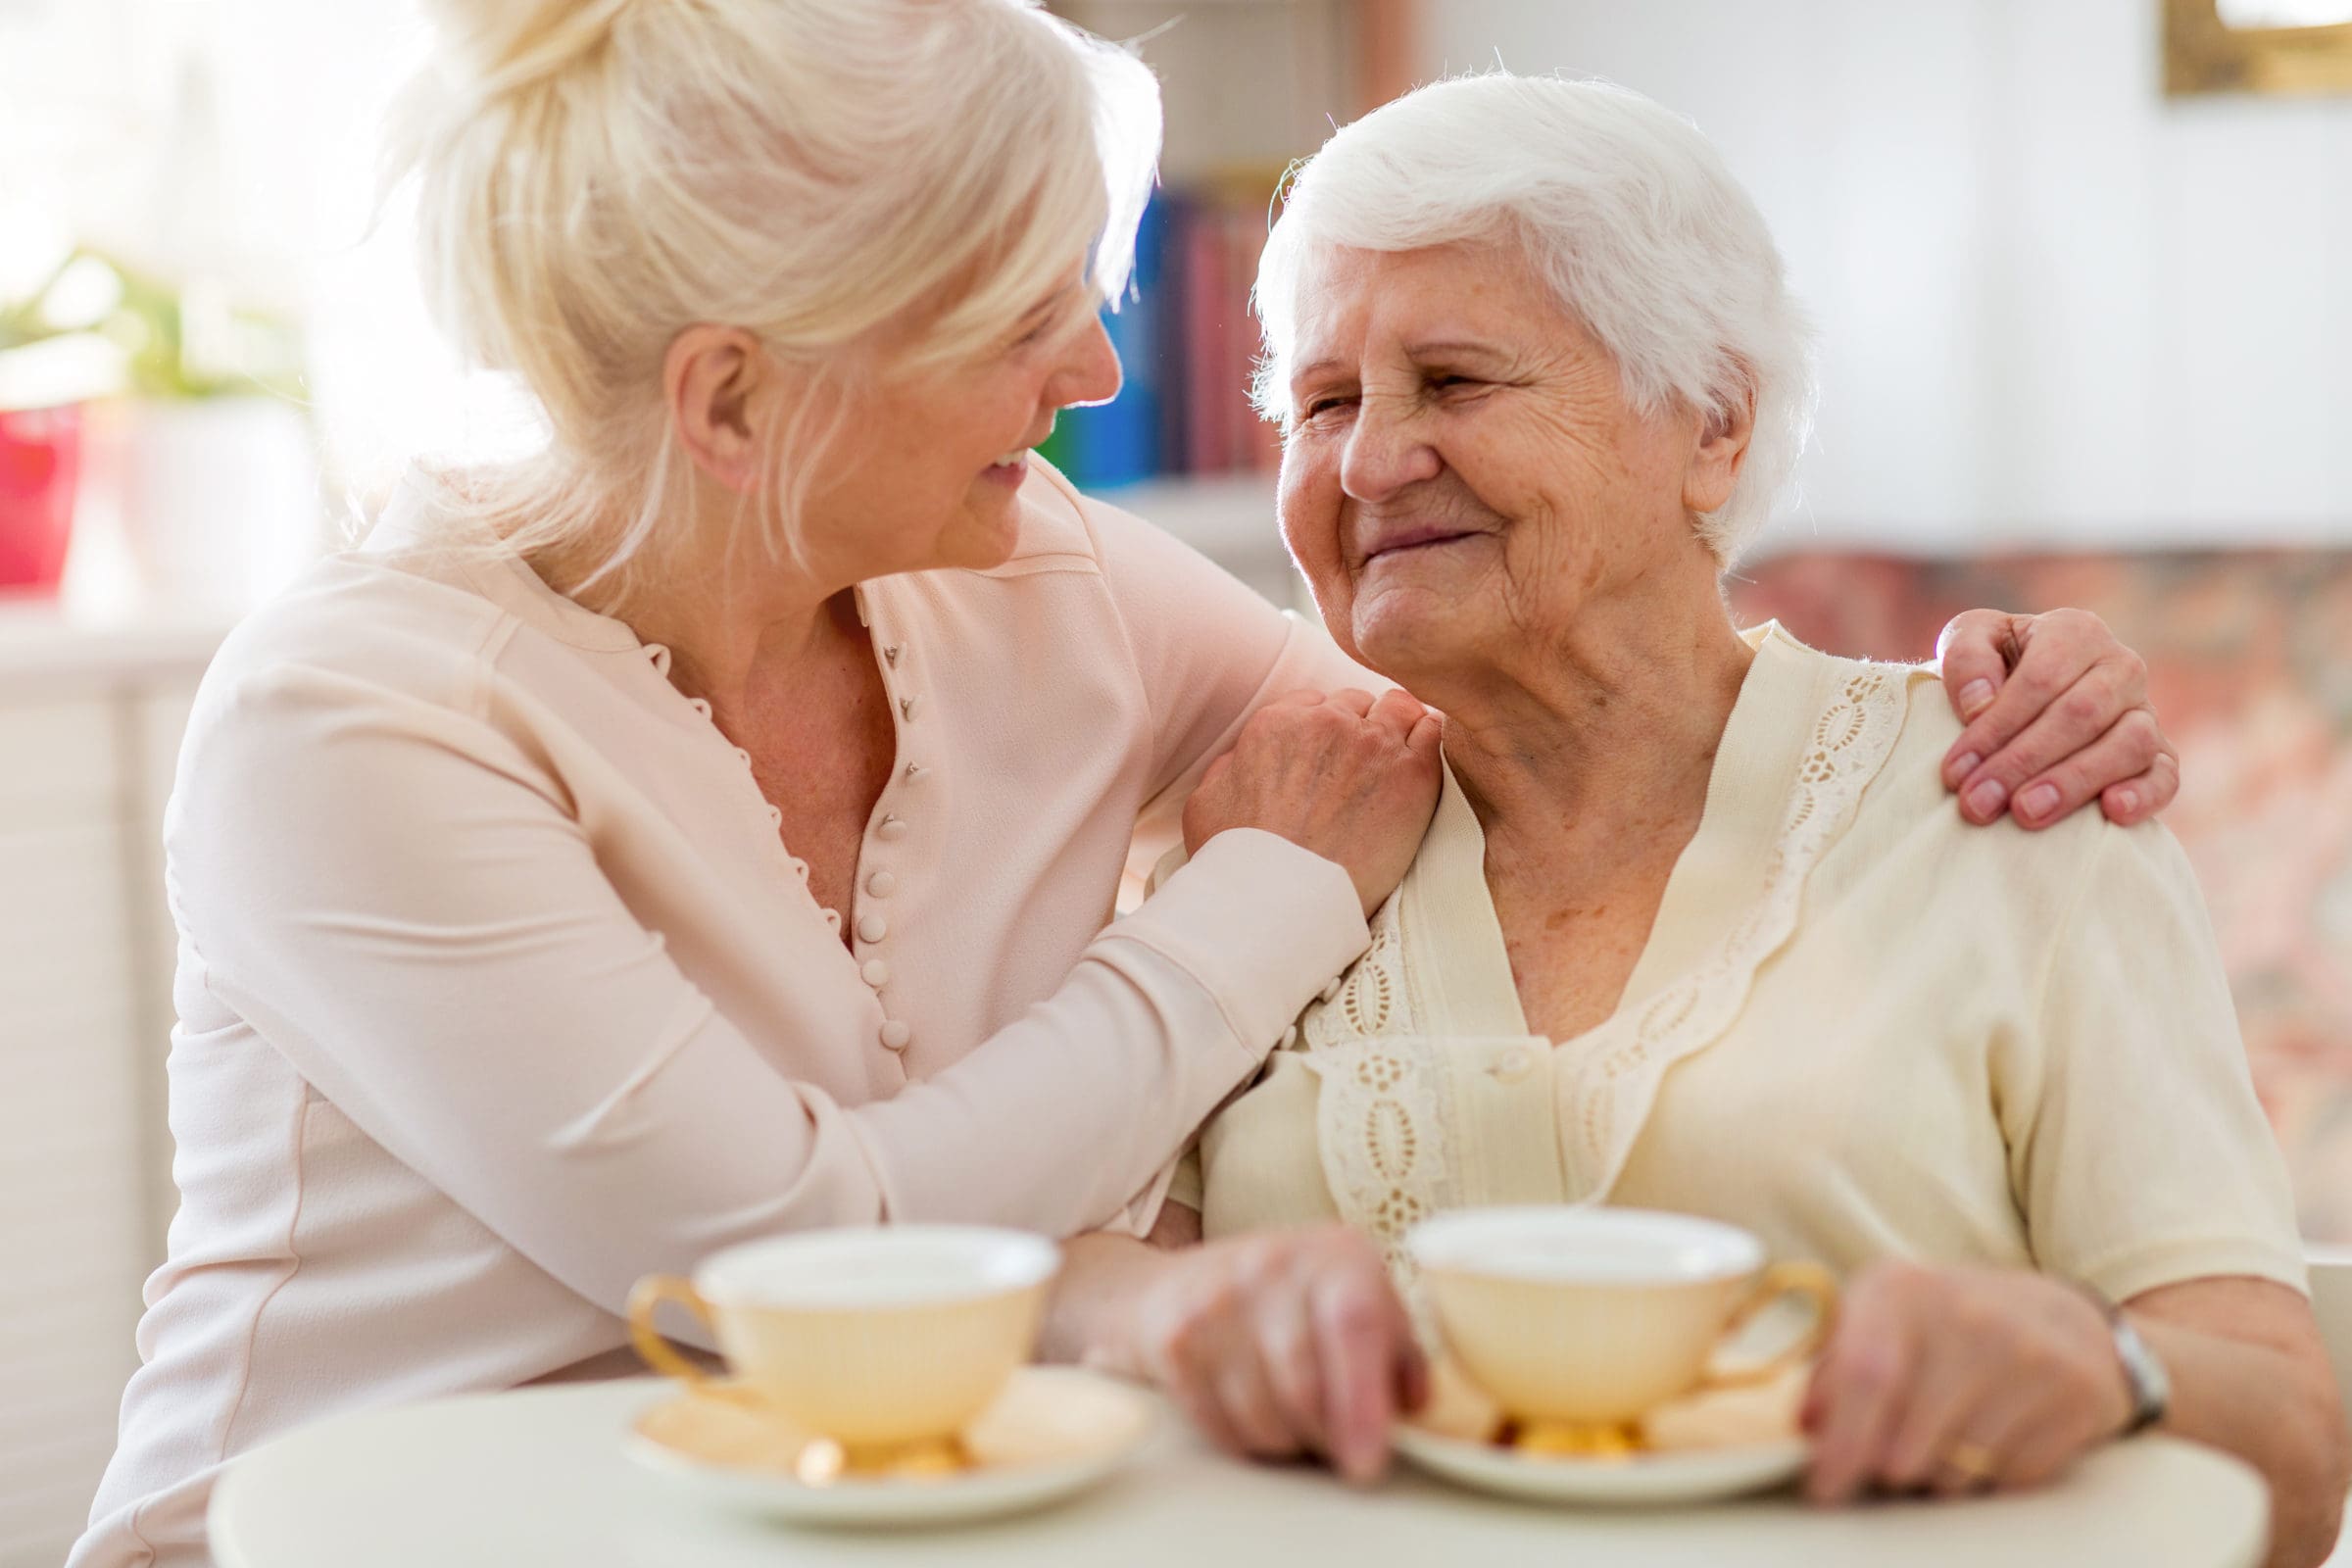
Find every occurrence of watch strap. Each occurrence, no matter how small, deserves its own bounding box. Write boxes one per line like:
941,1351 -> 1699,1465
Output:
2092,1290 -> 2171,1436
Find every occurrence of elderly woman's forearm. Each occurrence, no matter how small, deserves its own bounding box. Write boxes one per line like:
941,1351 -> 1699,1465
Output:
2128,1298 -> 2350,1568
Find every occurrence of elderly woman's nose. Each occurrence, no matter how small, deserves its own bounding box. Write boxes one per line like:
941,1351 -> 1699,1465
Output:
1339,399 -> 1441,501
1051,316 -> 1123,410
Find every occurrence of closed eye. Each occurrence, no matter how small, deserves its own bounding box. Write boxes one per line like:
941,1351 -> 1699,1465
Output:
1009,313 -> 1060,351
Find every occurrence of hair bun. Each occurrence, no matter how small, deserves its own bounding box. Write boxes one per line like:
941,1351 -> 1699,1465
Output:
417,0 -> 638,102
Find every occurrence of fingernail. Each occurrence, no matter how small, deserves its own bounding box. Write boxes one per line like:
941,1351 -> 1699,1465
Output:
1946,751 -> 1981,785
1965,778 -> 2008,819
1958,679 -> 1995,718
2019,783 -> 2060,821
2111,787 -> 2137,817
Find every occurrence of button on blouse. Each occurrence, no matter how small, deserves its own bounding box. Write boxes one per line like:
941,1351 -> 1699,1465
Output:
74,461 -> 1381,1568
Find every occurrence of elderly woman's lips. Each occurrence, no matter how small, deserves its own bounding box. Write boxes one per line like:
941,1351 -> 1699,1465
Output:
1365,529 -> 1478,562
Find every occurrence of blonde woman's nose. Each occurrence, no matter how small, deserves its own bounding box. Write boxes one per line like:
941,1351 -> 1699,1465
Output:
1053,315 -> 1123,410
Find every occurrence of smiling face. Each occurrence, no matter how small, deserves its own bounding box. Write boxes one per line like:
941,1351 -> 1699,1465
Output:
1274,240 -> 1748,691
788,273 -> 1123,584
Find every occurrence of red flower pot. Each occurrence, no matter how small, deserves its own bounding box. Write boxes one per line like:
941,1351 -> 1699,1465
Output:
0,404 -> 83,594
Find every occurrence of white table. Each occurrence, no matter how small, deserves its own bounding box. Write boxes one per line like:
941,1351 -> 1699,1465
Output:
210,1378 -> 2271,1568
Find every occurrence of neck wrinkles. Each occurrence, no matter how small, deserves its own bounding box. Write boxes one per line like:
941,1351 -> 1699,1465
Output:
1428,580 -> 1756,859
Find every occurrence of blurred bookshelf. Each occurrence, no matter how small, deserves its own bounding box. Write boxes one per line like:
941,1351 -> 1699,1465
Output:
1044,0 -> 1417,601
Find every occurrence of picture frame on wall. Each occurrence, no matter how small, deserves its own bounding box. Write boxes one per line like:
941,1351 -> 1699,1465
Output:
2165,0 -> 2352,95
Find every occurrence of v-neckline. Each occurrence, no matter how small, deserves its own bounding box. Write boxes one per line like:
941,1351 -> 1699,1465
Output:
1403,623 -> 1812,1053
368,473 -> 921,986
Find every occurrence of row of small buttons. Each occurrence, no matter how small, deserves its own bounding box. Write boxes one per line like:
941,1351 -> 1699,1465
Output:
649,620 -> 917,1055
861,620 -> 916,1054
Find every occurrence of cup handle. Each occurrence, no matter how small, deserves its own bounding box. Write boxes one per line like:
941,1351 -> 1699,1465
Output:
627,1274 -> 717,1389
1697,1261 -> 1840,1392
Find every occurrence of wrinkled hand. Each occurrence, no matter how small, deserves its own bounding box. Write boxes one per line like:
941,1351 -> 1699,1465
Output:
1121,1224 -> 1427,1484
1184,688 -> 1443,917
1803,1261 -> 2133,1503
1936,609 -> 2177,830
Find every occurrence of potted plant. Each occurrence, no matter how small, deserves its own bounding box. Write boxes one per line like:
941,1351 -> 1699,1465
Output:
0,245 -> 311,605
0,252 -> 127,594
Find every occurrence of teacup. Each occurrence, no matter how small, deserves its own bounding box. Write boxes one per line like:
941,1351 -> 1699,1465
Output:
1409,1206 -> 1837,1430
627,1225 -> 1060,1465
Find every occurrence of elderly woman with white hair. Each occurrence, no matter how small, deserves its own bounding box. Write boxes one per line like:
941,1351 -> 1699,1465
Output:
1048,74 -> 2348,1568
73,4 -> 2185,1562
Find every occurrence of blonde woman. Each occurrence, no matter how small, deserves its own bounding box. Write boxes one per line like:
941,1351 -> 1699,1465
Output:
74,7 -> 2177,1564
1051,74 -> 2345,1568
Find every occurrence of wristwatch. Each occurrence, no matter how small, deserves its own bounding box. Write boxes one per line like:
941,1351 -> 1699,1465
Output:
2091,1291 -> 2172,1435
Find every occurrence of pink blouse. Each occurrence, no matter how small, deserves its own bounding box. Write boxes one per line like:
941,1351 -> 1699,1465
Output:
71,464 -> 1373,1567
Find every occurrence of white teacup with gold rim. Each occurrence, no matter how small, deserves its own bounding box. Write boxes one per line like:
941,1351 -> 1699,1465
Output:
1408,1206 -> 1837,1438
627,1225 -> 1059,1470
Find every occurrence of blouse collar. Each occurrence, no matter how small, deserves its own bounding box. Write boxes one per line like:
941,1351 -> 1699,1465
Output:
363,469 -> 647,654
1397,620 -> 1845,1042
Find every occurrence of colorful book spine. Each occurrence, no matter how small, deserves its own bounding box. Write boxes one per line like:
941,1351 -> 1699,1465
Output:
1044,172 -> 1286,489
1054,195 -> 1168,488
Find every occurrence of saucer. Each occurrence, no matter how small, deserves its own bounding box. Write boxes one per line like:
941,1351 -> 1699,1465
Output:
1392,1422 -> 1810,1506
625,1366 -> 1154,1528
1391,1359 -> 1812,1506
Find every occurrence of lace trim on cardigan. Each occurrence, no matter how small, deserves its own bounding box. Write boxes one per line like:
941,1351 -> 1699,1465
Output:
1295,660 -> 1912,1274
1559,665 -> 1909,1197
1287,928 -> 1456,1341
1297,912 -> 1454,1279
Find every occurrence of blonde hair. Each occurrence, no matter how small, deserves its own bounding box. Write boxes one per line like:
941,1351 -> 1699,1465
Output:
383,0 -> 1159,603
1253,73 -> 1814,565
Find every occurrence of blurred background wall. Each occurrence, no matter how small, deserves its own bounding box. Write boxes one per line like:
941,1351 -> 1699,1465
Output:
1424,0 -> 2352,557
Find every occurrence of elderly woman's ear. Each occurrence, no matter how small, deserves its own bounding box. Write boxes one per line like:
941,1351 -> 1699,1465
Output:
1682,385 -> 1757,520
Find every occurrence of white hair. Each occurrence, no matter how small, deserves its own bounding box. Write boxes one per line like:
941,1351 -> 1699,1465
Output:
1252,73 -> 1814,564
382,0 -> 1160,603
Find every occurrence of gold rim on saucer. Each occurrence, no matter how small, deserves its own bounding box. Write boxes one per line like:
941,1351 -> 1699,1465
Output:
1392,1420 -> 1812,1505
624,1366 -> 1155,1528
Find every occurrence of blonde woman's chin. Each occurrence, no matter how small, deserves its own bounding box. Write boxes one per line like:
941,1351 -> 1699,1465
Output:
939,484 -> 1028,569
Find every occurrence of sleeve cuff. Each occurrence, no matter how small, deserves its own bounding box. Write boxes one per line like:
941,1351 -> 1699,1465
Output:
1096,1153 -> 1184,1240
1167,1145 -> 1204,1212
2079,1237 -> 2314,1304
1101,1143 -> 1207,1241
1105,827 -> 1371,1061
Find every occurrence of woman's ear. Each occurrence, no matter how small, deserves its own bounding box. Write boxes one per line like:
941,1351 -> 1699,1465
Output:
1683,380 -> 1757,517
663,324 -> 776,494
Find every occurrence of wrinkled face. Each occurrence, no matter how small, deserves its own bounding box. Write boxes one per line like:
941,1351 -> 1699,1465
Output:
793,274 -> 1121,582
1275,241 -> 1739,687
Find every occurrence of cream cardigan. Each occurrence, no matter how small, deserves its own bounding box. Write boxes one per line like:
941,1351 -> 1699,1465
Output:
72,464 -> 1373,1568
1190,625 -> 2307,1307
